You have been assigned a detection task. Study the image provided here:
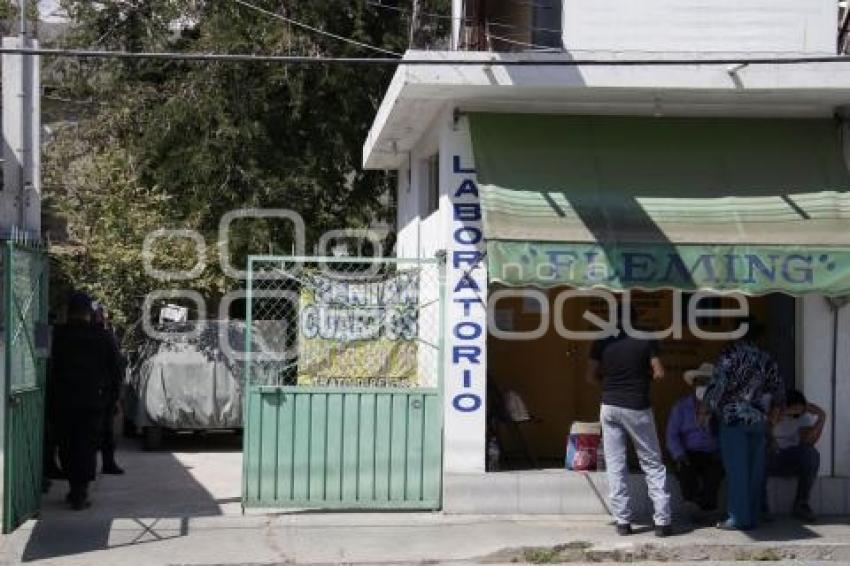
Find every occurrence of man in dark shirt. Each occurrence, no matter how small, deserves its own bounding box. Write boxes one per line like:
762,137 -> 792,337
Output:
51,292 -> 123,510
586,311 -> 671,537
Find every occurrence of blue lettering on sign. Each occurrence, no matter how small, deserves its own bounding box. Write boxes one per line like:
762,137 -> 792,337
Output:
453,250 -> 483,268
744,255 -> 778,284
724,255 -> 740,283
453,393 -> 482,413
454,273 -> 481,293
661,255 -> 692,283
450,154 -> 484,414
453,345 -> 481,364
462,369 -> 473,387
622,252 -> 657,283
454,322 -> 482,340
783,255 -> 813,284
454,226 -> 482,245
454,203 -> 482,222
454,179 -> 479,198
538,248 -> 827,287
453,155 -> 476,174
454,297 -> 481,316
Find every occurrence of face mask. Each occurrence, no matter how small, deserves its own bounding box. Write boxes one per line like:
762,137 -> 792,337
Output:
695,386 -> 708,401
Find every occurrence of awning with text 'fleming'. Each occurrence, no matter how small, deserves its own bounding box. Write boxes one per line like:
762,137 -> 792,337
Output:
468,113 -> 850,296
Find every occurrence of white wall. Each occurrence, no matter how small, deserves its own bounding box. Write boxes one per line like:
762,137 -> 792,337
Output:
395,163 -> 418,259
440,111 -> 488,474
394,109 -> 488,473
1,38 -> 41,238
395,121 -> 445,261
562,0 -> 836,54
800,296 -> 850,477
394,119 -> 450,389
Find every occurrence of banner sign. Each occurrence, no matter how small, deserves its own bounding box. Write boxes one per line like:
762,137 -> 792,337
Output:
297,271 -> 420,385
488,241 -> 850,296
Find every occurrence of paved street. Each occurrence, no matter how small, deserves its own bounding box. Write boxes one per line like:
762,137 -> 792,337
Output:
1,436 -> 849,565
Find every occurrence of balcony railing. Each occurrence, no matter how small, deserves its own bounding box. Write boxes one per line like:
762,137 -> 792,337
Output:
458,0 -> 562,52
454,0 -> 847,55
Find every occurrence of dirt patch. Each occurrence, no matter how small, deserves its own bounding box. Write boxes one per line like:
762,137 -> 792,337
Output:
481,542 -> 592,564
479,542 -> 848,563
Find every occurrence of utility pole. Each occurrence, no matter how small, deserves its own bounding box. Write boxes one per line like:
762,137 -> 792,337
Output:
1,0 -> 41,239
409,0 -> 423,49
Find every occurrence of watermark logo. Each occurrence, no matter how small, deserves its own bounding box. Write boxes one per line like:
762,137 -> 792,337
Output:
137,208 -> 752,373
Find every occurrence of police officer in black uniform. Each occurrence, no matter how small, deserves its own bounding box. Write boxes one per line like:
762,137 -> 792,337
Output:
50,292 -> 123,510
93,304 -> 125,475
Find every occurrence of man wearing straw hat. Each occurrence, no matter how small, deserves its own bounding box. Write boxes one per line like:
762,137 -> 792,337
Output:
667,362 -> 724,516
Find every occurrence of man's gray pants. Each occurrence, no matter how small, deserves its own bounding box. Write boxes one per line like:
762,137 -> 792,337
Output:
601,404 -> 671,526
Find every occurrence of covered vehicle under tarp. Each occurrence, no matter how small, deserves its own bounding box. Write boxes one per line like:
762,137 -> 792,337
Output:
126,320 -> 282,432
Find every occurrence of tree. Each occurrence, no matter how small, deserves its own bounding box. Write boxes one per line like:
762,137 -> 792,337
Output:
45,0 -> 451,323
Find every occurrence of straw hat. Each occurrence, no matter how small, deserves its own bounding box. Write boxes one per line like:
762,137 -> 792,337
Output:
683,362 -> 714,387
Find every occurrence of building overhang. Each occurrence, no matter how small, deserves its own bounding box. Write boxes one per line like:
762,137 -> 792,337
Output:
363,50 -> 850,170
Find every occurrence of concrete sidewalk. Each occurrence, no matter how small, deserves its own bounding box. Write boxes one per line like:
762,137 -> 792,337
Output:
3,512 -> 850,565
3,438 -> 849,565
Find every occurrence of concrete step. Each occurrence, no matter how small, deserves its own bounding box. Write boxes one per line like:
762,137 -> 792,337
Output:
445,471 -> 850,518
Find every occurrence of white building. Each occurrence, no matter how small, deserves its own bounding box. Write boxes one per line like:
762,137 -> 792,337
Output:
363,0 -> 850,514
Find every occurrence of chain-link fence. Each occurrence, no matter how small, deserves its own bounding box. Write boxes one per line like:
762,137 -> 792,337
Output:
245,256 -> 444,389
6,243 -> 48,391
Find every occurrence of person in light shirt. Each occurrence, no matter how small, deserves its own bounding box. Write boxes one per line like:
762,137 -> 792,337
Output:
766,389 -> 825,522
666,363 -> 724,516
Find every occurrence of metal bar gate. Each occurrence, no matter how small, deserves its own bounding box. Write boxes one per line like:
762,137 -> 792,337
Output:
1,239 -> 48,533
242,256 -> 444,510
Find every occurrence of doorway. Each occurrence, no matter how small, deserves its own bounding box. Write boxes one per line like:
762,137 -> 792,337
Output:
486,287 -> 796,470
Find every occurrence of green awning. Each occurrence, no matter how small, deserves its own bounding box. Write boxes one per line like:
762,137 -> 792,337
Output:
469,113 -> 850,295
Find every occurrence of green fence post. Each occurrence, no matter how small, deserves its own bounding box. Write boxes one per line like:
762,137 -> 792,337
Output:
242,256 -> 254,512
2,241 -> 13,533
436,253 -> 447,509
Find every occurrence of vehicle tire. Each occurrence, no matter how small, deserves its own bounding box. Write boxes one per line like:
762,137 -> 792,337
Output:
122,416 -> 137,438
142,426 -> 163,451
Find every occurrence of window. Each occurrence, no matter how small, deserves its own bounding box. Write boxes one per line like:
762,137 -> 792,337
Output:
532,0 -> 563,49
425,153 -> 440,216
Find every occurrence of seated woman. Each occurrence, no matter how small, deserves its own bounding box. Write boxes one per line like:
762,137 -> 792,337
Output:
767,389 -> 825,522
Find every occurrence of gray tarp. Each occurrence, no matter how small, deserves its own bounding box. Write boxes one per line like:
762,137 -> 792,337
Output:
128,321 -> 277,430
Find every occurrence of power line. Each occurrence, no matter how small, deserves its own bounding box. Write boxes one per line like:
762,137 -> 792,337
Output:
4,46 -> 850,67
233,0 -> 401,57
485,33 -> 560,52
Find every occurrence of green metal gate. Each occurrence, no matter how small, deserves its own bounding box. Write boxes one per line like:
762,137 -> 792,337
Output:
243,257 -> 444,510
1,239 -> 48,533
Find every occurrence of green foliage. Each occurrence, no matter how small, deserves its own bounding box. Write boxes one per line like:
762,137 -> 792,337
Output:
46,1 -> 451,323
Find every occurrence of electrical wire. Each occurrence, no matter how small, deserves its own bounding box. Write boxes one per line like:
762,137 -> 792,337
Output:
485,33 -> 561,52
4,46 -> 850,67
233,0 -> 401,57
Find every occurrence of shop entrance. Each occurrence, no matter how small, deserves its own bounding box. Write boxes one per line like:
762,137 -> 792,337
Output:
486,287 -> 796,471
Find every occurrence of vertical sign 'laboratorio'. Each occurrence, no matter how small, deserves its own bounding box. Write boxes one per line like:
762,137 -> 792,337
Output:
443,117 -> 487,473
